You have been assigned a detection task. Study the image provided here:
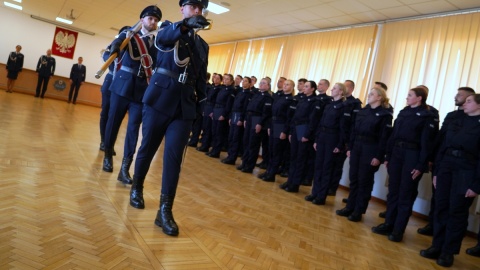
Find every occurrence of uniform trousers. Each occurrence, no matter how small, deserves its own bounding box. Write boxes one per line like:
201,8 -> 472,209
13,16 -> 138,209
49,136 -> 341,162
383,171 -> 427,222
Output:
104,93 -> 143,159
68,79 -> 82,102
99,73 -> 113,144
265,132 -> 288,175
345,142 -> 381,214
189,111 -> 203,145
287,127 -> 313,186
385,146 -> 423,234
226,113 -> 244,161
134,104 -> 192,195
210,113 -> 228,155
329,151 -> 347,193
311,131 -> 341,199
242,119 -> 267,170
432,160 -> 475,255
199,105 -> 213,149
35,75 -> 50,97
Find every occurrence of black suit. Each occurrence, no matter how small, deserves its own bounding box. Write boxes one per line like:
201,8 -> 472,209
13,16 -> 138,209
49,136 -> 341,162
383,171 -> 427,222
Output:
69,63 -> 86,103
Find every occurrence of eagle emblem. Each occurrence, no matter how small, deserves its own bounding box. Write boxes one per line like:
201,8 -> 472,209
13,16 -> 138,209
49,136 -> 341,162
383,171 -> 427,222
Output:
54,31 -> 76,53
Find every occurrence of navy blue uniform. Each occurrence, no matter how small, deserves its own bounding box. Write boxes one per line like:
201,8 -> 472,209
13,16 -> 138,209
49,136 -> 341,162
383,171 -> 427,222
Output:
198,84 -> 220,151
310,99 -> 352,202
383,105 -> 435,236
224,89 -> 252,163
431,114 -> 480,255
329,95 -> 362,194
6,51 -> 24,80
210,85 -> 235,156
283,93 -> 319,190
99,48 -> 116,147
263,93 -> 295,178
345,106 -> 393,214
239,91 -> 273,171
35,55 -> 56,98
134,20 -> 208,194
68,63 -> 86,103
104,29 -> 157,161
189,82 -> 211,146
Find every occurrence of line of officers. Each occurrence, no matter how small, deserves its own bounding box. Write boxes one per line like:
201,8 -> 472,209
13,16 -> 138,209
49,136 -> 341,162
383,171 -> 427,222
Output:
191,74 -> 480,268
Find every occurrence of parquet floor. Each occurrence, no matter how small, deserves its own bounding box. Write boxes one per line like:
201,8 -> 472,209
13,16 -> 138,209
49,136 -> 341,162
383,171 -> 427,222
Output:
0,91 -> 478,269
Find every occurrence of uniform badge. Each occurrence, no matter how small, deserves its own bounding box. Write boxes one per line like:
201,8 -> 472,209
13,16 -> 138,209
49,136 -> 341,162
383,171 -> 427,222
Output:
416,112 -> 421,116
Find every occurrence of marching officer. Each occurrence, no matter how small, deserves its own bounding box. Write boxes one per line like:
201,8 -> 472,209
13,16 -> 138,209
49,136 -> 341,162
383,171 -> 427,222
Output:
420,93 -> 480,267
129,0 -> 210,236
68,57 -> 86,104
372,87 -> 435,242
6,45 -> 24,93
35,49 -> 56,98
102,6 -> 161,184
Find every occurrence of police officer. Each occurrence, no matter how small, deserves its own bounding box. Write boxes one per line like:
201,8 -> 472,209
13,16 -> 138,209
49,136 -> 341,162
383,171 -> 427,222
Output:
208,74 -> 235,157
188,72 -> 211,147
99,26 -> 130,152
420,93 -> 480,267
102,6 -> 160,185
237,78 -> 273,173
197,73 -> 221,152
221,77 -> 252,165
304,83 -> 351,204
129,0 -> 209,237
68,57 -> 86,104
336,87 -> 392,222
259,79 -> 295,182
35,49 -> 56,98
372,87 -> 435,242
280,81 -> 319,192
6,45 -> 24,93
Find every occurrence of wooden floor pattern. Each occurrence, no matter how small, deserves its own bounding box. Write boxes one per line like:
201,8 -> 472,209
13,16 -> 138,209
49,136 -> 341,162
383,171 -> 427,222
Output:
0,91 -> 479,269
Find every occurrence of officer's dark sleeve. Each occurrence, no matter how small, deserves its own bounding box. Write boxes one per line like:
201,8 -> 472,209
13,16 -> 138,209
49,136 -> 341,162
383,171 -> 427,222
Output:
338,104 -> 353,150
224,92 -> 235,119
36,56 -> 41,73
260,96 -> 273,127
283,99 -> 294,135
305,101 -> 321,140
240,95 -> 251,122
69,65 -> 75,80
416,114 -> 435,171
470,158 -> 480,194
156,21 -> 186,46
385,118 -> 397,162
83,66 -> 86,82
376,112 -> 393,162
427,107 -> 440,162
51,58 -> 56,76
196,40 -> 208,112
348,113 -> 357,152
19,54 -> 24,71
6,54 -> 10,70
432,111 -> 455,162
287,101 -> 297,135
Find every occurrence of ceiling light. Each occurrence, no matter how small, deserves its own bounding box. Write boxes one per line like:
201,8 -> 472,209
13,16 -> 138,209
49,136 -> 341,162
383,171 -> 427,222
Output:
4,1 -> 22,10
208,2 -> 229,14
12,0 -> 21,3
31,15 -> 95,35
56,17 -> 73,25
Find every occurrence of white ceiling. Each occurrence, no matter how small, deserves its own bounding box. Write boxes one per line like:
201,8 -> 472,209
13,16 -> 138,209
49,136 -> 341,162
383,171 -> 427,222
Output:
6,0 -> 480,44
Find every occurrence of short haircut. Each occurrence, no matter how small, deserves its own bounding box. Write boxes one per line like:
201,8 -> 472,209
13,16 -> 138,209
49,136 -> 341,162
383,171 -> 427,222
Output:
345,80 -> 355,89
297,78 -> 307,84
375,81 -> 388,91
458,86 -> 475,95
320,79 -> 330,87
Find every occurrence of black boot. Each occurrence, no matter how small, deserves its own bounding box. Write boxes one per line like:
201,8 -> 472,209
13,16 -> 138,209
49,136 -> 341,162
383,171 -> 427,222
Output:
154,194 -> 179,236
129,176 -> 145,209
99,141 -> 105,151
102,148 -> 113,172
117,157 -> 133,184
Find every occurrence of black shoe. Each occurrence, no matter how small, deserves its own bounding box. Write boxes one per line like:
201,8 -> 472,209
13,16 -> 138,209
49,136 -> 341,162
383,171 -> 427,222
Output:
279,182 -> 289,190
196,147 -> 209,152
154,194 -> 179,236
187,141 -> 197,147
208,153 -> 220,158
436,253 -> 454,267
236,164 -> 244,170
262,174 -> 275,182
342,198 -> 348,203
284,185 -> 299,193
256,161 -> 267,169
301,179 -> 312,186
312,198 -> 326,205
378,211 -> 386,218
371,223 -> 393,235
388,231 -> 403,242
327,189 -> 336,196
348,212 -> 362,222
420,247 -> 441,259
257,172 -> 267,179
466,245 -> 480,257
305,194 -> 315,201
102,148 -> 113,172
336,207 -> 353,217
99,142 -> 105,151
280,171 -> 288,178
417,223 -> 434,236
241,167 -> 253,173
117,157 -> 133,185
221,158 -> 236,165
129,177 -> 145,209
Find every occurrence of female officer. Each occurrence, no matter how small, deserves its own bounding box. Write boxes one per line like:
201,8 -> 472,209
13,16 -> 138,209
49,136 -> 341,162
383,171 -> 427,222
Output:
197,73 -> 222,152
372,87 -> 435,242
280,81 -> 318,192
420,93 -> 480,267
259,79 -> 295,182
306,83 -> 351,205
336,87 -> 392,221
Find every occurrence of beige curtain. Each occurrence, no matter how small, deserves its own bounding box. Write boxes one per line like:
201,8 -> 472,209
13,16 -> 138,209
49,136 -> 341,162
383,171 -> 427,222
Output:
207,42 -> 236,76
372,13 -> 480,120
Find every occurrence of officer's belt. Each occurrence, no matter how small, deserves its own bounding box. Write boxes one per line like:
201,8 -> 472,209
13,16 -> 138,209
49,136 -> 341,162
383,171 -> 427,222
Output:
120,66 -> 136,75
445,148 -> 476,160
394,140 -> 419,150
320,126 -> 339,133
108,70 -> 114,75
356,135 -> 377,143
155,67 -> 195,87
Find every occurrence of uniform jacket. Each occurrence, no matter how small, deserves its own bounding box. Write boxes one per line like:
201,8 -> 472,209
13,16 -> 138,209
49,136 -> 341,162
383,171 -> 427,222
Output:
246,91 -> 273,128
213,84 -> 235,118
36,55 -> 56,77
6,51 -> 24,72
316,99 -> 353,150
109,29 -> 157,102
70,63 -> 86,82
231,89 -> 252,122
271,93 -> 294,134
291,93 -> 319,140
142,20 -> 208,120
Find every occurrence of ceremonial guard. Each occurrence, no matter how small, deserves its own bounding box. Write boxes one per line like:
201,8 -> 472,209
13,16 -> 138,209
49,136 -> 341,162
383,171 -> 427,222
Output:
6,45 -> 24,93
68,57 -> 86,104
35,49 -> 56,98
129,0 -> 210,237
102,6 -> 161,186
